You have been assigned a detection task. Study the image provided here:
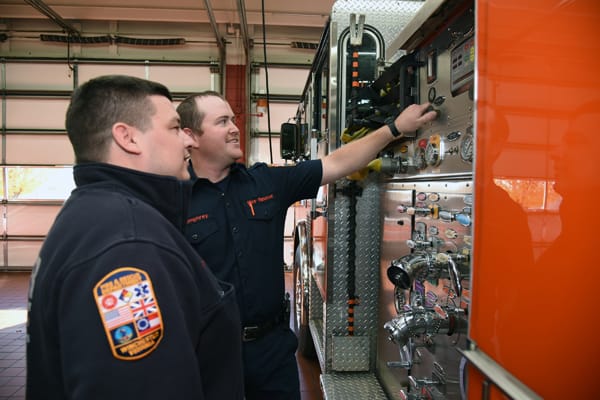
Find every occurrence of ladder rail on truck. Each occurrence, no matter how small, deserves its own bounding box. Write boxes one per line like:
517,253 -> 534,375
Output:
284,0 -> 600,399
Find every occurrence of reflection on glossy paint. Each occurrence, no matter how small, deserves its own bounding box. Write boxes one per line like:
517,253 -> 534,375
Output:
469,0 -> 600,398
493,178 -> 560,211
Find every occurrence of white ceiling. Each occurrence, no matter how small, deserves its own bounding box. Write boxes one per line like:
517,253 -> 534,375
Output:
1,0 -> 333,27
0,0 -> 336,61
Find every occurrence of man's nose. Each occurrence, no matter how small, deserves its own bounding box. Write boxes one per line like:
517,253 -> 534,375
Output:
228,120 -> 240,132
180,128 -> 195,147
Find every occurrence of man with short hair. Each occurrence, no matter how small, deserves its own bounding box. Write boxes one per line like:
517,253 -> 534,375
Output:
177,91 -> 436,399
26,75 -> 244,400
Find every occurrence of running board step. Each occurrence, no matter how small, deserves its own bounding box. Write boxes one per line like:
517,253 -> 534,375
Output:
321,372 -> 387,400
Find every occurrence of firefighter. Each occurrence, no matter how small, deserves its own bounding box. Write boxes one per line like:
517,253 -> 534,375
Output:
26,76 -> 244,400
177,91 -> 436,400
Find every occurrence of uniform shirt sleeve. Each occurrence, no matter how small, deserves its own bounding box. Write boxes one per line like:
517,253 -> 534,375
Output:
54,241 -> 241,399
265,159 -> 322,207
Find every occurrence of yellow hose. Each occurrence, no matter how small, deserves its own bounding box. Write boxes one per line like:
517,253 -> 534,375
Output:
346,158 -> 383,181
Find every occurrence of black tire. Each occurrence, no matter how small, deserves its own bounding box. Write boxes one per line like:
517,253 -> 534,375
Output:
293,244 -> 316,358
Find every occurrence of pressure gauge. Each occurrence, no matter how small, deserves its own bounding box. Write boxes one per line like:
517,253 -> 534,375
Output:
460,132 -> 474,162
425,134 -> 442,167
414,146 -> 427,170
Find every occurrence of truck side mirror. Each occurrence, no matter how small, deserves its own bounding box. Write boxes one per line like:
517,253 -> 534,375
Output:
280,122 -> 298,160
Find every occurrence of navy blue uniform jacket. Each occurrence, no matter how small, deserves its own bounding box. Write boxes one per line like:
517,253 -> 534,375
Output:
26,163 -> 244,400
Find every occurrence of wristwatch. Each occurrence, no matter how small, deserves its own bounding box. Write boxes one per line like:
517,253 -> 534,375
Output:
385,117 -> 402,138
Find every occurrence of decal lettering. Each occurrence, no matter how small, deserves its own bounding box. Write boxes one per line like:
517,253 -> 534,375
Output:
187,213 -> 209,224
98,272 -> 143,296
246,199 -> 257,216
258,194 -> 274,202
246,193 -> 275,216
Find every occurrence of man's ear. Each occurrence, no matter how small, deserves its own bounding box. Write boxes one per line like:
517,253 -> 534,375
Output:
112,122 -> 142,154
183,127 -> 200,149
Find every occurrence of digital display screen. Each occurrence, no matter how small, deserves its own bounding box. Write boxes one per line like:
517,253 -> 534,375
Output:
450,35 -> 475,96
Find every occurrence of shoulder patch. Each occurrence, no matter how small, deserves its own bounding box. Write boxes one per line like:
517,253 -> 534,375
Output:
93,267 -> 163,360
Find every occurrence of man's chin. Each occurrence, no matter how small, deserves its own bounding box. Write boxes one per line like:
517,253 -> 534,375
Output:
179,170 -> 191,181
230,150 -> 244,160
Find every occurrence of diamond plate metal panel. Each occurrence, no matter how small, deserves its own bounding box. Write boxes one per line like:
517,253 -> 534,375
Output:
325,175 -> 383,372
354,175 -> 382,370
321,373 -> 387,400
355,175 -> 382,335
331,0 -> 424,47
330,187 -> 350,335
332,335 -> 370,371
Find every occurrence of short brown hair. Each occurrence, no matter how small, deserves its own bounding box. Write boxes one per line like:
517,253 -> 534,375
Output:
176,91 -> 224,135
66,75 -> 172,164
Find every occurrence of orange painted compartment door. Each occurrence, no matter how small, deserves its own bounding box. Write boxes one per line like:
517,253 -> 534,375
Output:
469,0 -> 600,398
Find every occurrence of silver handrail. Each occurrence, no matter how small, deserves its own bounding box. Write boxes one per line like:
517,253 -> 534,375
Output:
458,343 -> 543,400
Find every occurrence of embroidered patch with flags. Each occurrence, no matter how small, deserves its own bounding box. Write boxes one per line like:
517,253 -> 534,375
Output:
94,267 -> 164,360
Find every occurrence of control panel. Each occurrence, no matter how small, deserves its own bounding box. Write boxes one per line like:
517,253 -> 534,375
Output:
377,5 -> 475,400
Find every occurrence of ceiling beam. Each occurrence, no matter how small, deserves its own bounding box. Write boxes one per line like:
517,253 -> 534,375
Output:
236,0 -> 251,55
0,5 -> 328,27
23,0 -> 80,36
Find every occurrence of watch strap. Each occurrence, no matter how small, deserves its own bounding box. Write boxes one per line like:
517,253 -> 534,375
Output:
386,119 -> 402,138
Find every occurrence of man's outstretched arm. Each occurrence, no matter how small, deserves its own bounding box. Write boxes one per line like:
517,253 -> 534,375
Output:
320,103 -> 438,185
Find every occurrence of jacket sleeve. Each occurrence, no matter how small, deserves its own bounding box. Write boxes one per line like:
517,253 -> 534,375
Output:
55,241 -> 236,399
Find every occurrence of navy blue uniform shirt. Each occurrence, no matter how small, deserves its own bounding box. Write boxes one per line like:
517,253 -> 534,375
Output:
186,161 -> 322,325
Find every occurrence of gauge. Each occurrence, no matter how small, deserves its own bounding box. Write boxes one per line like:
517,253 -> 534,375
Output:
428,192 -> 440,202
425,134 -> 442,167
460,132 -> 473,162
414,146 -> 427,170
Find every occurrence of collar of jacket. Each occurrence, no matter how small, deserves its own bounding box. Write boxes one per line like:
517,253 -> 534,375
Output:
73,163 -> 192,232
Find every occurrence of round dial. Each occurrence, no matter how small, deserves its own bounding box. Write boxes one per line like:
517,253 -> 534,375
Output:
414,147 -> 427,170
425,135 -> 442,167
460,133 -> 474,162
